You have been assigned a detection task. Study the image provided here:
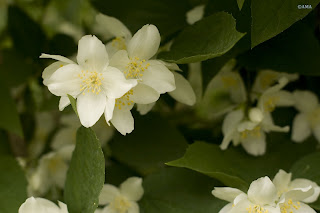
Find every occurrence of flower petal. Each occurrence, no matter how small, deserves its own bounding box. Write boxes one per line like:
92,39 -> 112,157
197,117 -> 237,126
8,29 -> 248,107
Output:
222,109 -> 244,135
212,187 -> 243,202
102,66 -> 137,99
284,185 -> 314,202
109,50 -> 131,72
219,203 -> 233,213
120,177 -> 144,201
77,35 -> 109,71
105,97 -> 115,124
291,113 -> 311,143
77,92 -> 106,127
293,202 -> 317,213
19,197 -> 60,213
59,96 -> 71,111
43,62 -> 68,86
131,84 -> 160,104
47,64 -> 82,97
141,60 -> 175,94
136,103 -> 155,115
241,131 -> 267,156
127,201 -> 139,213
99,184 -> 121,205
127,24 -> 160,60
289,179 -> 320,203
96,14 -> 132,39
273,169 -> 292,194
186,5 -> 205,25
312,124 -> 320,143
111,108 -> 134,135
293,90 -> 318,112
58,201 -> 68,213
169,72 -> 196,106
40,53 -> 75,64
248,176 -> 278,205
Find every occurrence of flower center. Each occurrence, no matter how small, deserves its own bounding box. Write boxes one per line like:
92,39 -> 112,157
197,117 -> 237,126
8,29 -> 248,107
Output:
112,37 -> 127,50
110,196 -> 131,213
115,90 -> 134,110
241,126 -> 261,139
280,199 -> 301,213
78,71 -> 104,95
263,96 -> 279,112
246,204 -> 268,213
125,57 -> 150,79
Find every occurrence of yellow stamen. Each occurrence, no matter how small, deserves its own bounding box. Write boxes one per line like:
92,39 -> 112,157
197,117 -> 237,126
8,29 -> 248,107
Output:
115,90 -> 134,110
112,37 -> 127,50
125,57 -> 150,80
241,126 -> 261,139
110,196 -> 131,213
280,199 -> 301,213
78,70 -> 104,95
246,204 -> 269,213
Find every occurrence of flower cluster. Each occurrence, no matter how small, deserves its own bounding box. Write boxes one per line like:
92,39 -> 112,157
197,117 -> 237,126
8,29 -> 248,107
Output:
41,15 -> 196,135
212,169 -> 320,213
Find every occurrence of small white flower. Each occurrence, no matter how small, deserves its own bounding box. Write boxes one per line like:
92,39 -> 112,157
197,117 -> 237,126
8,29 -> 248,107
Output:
19,197 -> 68,213
212,177 -> 280,213
221,107 -> 289,156
186,4 -> 205,25
96,177 -> 144,213
291,90 -> 320,143
41,35 -> 137,128
273,169 -> 320,213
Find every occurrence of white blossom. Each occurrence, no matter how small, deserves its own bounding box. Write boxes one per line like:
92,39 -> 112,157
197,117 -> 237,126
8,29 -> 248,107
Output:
19,197 -> 68,213
96,177 -> 144,213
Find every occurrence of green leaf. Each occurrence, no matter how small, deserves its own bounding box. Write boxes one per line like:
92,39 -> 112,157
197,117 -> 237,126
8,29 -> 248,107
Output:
8,6 -> 46,59
167,134 -> 317,191
140,168 -> 226,213
251,0 -> 320,48
110,112 -> 188,175
239,22 -> 320,75
0,154 -> 28,213
291,152 -> 320,210
64,127 -> 105,213
90,0 -> 191,38
159,12 -> 245,64
237,0 -> 245,10
0,79 -> 23,137
67,94 -> 78,116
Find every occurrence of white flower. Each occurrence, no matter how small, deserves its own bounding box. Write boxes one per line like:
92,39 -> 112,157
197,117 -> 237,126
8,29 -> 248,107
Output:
273,169 -> 320,213
41,35 -> 137,127
257,77 -> 294,114
27,145 -> 74,196
212,177 -> 280,213
186,4 -> 205,25
291,90 -> 320,143
96,177 -> 144,213
19,197 -> 68,213
221,107 -> 289,156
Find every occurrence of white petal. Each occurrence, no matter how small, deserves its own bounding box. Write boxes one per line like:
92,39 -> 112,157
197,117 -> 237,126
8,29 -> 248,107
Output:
58,201 -> 68,213
312,124 -> 320,143
212,187 -> 243,202
273,90 -> 295,107
262,112 -> 290,133
222,109 -> 244,135
273,169 -> 292,194
136,103 -> 155,115
241,131 -> 267,156
96,14 -> 132,39
101,206 -> 117,213
248,176 -> 278,205
291,113 -> 311,143
43,62 -> 68,86
120,177 -> 144,201
127,201 -> 139,213
284,185 -> 314,202
141,60 -> 175,94
219,203 -> 233,213
169,72 -> 196,106
19,197 -> 60,213
59,96 -> 71,111
131,84 -> 160,104
186,5 -> 205,25
111,109 -> 134,135
293,90 -> 318,112
104,97 -> 115,124
127,24 -> 160,60
109,50 -> 130,72
160,61 -> 182,71
40,53 -> 75,64
47,64 -> 82,97
77,35 -> 109,71
289,179 -> 320,203
293,202 -> 317,213
102,66 -> 137,99
77,92 -> 106,127
99,184 -> 121,205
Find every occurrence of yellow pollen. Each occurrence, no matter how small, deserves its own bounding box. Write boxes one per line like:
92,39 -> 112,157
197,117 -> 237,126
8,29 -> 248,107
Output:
263,96 -> 279,112
78,70 -> 104,95
280,199 -> 301,213
59,64 -> 64,67
241,126 -> 261,139
124,57 -> 150,79
246,205 -> 269,213
115,89 -> 134,110
110,196 -> 131,213
112,37 -> 127,50
221,76 -> 238,88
